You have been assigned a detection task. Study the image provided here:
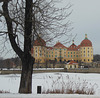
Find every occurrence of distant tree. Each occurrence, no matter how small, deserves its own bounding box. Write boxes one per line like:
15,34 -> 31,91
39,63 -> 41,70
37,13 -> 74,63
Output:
11,57 -> 22,67
93,54 -> 100,62
5,59 -> 12,69
0,0 -> 72,93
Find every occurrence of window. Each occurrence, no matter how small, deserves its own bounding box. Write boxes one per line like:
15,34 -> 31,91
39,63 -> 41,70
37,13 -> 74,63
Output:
88,51 -> 89,53
49,55 -> 50,57
71,52 -> 72,54
55,55 -> 57,57
88,54 -> 89,57
68,55 -> 69,57
70,65 -> 72,68
74,52 -> 75,54
52,55 -> 53,57
40,54 -> 42,56
84,54 -> 85,57
74,55 -> 75,57
84,59 -> 85,61
88,59 -> 90,61
71,55 -> 72,57
84,51 -> 85,53
84,48 -> 85,49
68,52 -> 69,54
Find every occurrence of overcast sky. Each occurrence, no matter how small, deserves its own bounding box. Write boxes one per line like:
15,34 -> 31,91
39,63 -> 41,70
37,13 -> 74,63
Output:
62,0 -> 100,54
1,0 -> 100,59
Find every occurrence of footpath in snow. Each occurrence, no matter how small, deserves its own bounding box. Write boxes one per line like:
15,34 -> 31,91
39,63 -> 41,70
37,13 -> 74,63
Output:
0,94 -> 100,98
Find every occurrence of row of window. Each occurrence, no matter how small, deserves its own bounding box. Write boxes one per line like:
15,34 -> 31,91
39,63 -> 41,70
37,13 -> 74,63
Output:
82,59 -> 92,62
80,47 -> 93,50
81,54 -> 93,57
55,49 -> 67,50
81,51 -> 93,53
35,53 -> 93,58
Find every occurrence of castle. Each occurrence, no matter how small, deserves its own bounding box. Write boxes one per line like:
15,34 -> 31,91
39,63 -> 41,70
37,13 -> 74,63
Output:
31,34 -> 93,64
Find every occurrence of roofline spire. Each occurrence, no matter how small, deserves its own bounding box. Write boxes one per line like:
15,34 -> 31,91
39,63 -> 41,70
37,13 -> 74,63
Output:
85,34 -> 88,39
72,40 -> 74,45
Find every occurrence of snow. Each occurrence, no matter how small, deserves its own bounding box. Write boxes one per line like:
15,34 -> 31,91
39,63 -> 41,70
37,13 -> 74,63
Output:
0,72 -> 100,97
0,94 -> 100,98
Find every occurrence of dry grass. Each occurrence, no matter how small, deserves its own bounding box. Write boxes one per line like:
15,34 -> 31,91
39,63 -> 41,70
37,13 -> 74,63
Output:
42,74 -> 98,95
0,90 -> 10,93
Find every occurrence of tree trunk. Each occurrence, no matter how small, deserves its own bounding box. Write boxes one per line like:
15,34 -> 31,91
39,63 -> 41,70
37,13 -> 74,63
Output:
19,54 -> 34,93
19,0 -> 34,93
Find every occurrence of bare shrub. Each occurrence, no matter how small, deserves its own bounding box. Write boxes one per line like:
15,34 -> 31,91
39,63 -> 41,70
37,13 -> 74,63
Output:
0,90 -> 10,93
42,74 -> 98,95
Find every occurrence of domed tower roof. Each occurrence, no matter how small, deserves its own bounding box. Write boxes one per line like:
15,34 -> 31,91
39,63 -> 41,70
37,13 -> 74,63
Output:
80,34 -> 92,47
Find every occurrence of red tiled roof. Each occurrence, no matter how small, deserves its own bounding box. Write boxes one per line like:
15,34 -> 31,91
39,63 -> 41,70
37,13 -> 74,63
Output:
68,43 -> 78,51
76,45 -> 80,50
47,47 -> 53,50
68,60 -> 78,64
80,39 -> 92,47
54,42 -> 67,48
34,37 -> 46,46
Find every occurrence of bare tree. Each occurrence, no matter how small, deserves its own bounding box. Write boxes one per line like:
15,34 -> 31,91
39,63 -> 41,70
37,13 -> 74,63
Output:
0,0 -> 72,93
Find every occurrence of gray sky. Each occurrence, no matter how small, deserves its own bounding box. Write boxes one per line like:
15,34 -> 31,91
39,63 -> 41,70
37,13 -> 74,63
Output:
1,0 -> 100,59
62,0 -> 100,54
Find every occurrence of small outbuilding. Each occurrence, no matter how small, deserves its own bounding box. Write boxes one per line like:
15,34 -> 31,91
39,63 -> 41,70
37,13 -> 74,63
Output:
65,60 -> 79,69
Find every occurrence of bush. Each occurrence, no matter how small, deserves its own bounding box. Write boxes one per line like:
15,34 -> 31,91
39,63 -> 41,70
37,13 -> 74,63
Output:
0,90 -> 10,93
42,74 -> 98,95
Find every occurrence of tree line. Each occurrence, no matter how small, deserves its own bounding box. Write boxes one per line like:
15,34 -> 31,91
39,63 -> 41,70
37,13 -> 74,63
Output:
0,57 -> 21,69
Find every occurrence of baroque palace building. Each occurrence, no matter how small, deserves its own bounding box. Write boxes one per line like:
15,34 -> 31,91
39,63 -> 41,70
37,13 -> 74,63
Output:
31,34 -> 93,63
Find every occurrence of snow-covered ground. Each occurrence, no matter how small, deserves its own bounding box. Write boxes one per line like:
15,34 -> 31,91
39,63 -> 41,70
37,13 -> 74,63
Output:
0,72 -> 100,97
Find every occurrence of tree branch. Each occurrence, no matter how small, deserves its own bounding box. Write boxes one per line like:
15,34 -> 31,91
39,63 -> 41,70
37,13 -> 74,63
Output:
2,1 -> 24,59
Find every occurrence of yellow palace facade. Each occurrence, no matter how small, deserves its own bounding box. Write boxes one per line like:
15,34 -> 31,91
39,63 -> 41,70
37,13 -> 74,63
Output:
31,34 -> 93,63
